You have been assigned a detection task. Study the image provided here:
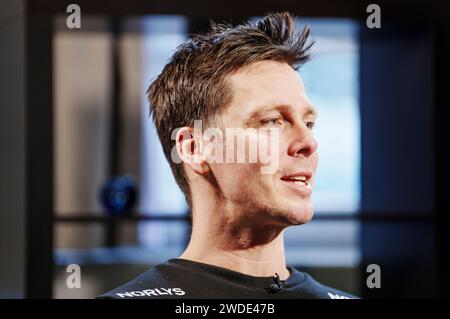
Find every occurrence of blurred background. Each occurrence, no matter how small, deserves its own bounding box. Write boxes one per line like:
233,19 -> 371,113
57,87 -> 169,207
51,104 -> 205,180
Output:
1,0 -> 449,299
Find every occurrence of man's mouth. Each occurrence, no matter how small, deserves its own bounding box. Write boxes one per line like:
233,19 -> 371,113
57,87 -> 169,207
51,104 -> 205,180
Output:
280,172 -> 312,195
280,175 -> 308,185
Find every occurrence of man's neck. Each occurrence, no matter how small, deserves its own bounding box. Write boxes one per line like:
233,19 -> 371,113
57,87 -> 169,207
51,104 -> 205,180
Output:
179,205 -> 290,280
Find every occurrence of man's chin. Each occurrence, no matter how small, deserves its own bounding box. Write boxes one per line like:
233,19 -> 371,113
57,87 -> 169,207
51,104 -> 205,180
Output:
255,196 -> 314,225
288,210 -> 314,225
273,204 -> 314,226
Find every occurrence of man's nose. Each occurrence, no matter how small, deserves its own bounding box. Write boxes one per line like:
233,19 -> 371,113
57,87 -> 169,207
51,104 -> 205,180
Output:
287,125 -> 318,158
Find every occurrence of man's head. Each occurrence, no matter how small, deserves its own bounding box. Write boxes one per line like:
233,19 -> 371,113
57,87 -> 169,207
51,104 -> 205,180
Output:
148,12 -> 318,226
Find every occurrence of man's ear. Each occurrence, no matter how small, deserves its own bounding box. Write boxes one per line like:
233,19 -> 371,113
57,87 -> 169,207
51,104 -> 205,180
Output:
176,127 -> 210,175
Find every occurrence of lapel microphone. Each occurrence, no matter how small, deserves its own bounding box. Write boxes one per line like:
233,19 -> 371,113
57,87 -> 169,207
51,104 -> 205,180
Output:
266,273 -> 285,293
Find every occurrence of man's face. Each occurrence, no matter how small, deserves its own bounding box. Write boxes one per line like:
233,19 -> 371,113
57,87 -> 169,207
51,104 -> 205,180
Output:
207,60 -> 319,226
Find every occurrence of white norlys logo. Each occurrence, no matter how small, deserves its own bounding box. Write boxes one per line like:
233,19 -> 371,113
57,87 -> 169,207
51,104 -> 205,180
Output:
116,287 -> 186,298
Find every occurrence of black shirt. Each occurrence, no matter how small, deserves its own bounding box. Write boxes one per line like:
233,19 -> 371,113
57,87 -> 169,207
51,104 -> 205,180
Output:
99,258 -> 357,299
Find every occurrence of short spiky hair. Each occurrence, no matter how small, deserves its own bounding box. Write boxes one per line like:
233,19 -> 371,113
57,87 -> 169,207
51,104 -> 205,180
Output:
147,12 -> 314,208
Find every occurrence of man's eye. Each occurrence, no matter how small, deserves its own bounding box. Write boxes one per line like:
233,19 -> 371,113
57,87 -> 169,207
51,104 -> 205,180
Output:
262,117 -> 283,127
305,121 -> 315,130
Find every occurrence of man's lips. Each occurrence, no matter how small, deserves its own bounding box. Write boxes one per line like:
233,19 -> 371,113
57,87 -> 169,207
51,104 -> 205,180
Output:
280,171 -> 313,196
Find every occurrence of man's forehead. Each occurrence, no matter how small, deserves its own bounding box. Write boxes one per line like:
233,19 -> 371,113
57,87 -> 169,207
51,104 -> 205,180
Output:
224,63 -> 313,117
228,62 -> 305,99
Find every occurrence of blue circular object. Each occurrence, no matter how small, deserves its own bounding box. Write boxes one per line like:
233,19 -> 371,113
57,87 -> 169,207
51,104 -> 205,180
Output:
100,175 -> 137,216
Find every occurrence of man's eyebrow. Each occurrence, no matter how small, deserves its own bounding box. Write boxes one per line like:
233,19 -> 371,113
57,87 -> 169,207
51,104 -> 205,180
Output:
304,106 -> 317,117
244,104 -> 317,123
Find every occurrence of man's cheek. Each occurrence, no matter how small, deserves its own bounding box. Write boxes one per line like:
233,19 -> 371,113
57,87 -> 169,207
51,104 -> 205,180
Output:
257,129 -> 281,174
